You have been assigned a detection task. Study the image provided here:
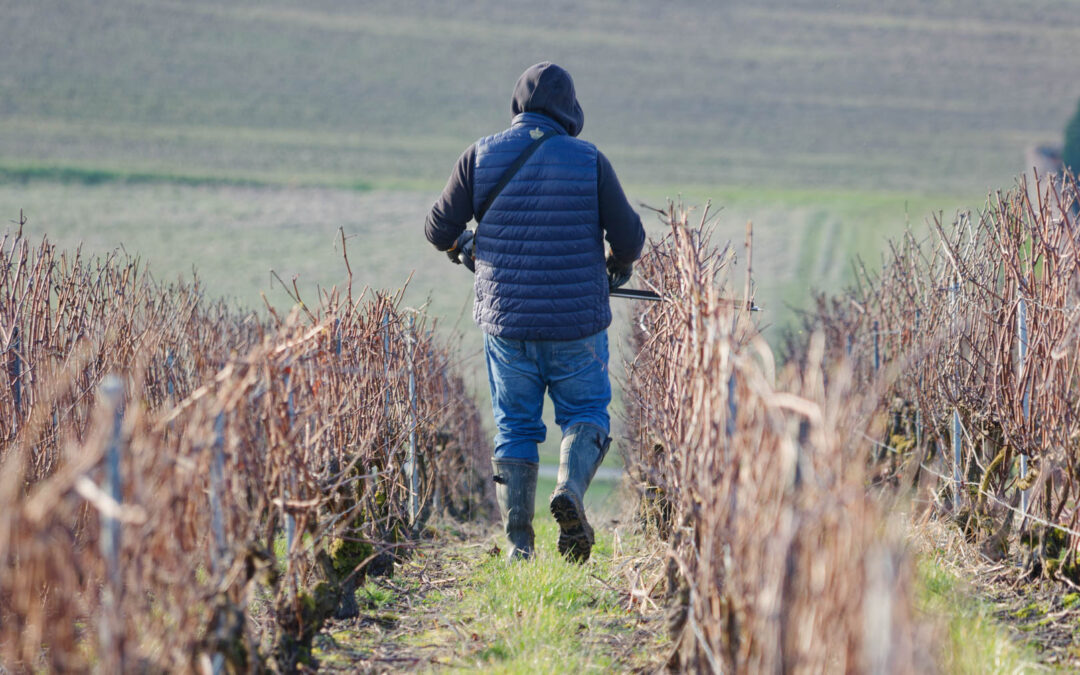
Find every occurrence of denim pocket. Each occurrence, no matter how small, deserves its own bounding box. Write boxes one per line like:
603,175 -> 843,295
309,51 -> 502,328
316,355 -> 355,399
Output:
486,334 -> 527,363
551,331 -> 607,369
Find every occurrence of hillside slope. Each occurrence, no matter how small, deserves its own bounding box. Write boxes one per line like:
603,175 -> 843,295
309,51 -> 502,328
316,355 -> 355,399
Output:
2,0 -> 1078,193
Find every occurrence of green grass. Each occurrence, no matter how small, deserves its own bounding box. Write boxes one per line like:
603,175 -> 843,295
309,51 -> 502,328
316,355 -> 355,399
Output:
2,0 -> 1077,195
439,519 -> 662,672
917,557 -> 1044,674
458,530 -> 623,671
632,183 -> 980,324
0,160 -> 373,192
315,517 -> 666,672
357,580 -> 396,611
1,180 -> 972,329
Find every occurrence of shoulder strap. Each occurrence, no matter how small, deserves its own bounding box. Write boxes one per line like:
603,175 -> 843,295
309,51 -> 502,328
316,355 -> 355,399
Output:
475,131 -> 554,225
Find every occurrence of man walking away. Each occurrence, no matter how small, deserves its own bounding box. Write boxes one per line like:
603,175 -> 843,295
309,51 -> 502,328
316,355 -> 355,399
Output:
424,62 -> 645,562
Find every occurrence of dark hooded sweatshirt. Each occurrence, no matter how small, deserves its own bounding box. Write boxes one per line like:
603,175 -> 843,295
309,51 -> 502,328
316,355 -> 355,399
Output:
425,62 -> 645,341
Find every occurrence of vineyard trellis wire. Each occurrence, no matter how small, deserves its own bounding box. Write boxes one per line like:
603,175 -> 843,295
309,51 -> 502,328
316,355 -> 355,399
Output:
623,200 -> 927,673
0,230 -> 494,671
860,431 -> 1080,541
793,169 -> 1080,581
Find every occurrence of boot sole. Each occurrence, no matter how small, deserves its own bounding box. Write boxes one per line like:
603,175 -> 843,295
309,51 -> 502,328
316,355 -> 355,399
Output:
550,492 -> 594,563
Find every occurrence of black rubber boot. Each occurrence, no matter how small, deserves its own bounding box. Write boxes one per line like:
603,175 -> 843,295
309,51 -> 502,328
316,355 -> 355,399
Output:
549,423 -> 610,563
492,458 -> 538,560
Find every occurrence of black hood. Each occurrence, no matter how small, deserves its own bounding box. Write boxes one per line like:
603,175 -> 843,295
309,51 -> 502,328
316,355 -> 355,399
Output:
511,62 -> 584,137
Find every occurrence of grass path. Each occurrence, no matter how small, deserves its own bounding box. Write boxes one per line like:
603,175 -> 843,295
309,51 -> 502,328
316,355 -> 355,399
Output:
315,514 -> 669,673
309,503 -> 1075,673
913,519 -> 1080,672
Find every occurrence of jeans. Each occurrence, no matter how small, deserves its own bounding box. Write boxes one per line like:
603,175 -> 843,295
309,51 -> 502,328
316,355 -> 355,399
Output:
484,330 -> 611,462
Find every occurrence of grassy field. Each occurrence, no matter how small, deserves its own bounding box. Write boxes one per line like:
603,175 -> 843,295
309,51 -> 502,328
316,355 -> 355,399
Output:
3,0 -> 1078,194
1,182 -> 976,333
4,0 -> 1072,330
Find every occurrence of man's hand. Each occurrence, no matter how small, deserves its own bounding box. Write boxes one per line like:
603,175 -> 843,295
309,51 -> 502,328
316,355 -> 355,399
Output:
447,230 -> 476,272
606,254 -> 632,291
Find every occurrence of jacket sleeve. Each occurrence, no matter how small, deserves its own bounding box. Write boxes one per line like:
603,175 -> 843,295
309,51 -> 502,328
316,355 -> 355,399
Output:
597,151 -> 645,264
425,144 -> 477,251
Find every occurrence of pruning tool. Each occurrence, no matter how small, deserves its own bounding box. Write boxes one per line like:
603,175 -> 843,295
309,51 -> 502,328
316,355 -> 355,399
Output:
610,287 -> 761,312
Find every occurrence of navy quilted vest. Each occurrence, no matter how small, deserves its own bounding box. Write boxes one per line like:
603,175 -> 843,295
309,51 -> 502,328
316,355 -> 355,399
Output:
472,112 -> 608,340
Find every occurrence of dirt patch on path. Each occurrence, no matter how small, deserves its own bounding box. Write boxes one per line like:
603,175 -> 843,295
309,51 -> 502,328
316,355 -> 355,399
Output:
315,524 -> 490,671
